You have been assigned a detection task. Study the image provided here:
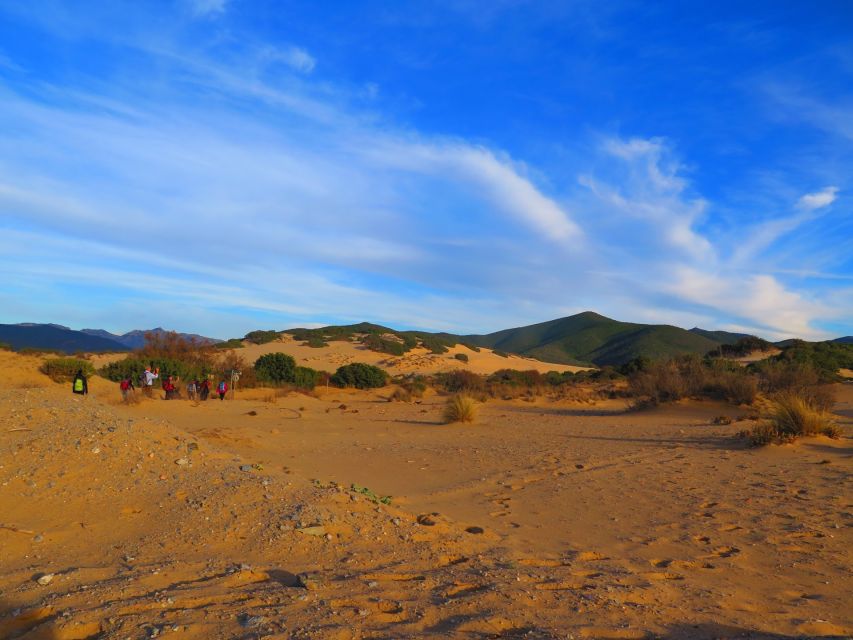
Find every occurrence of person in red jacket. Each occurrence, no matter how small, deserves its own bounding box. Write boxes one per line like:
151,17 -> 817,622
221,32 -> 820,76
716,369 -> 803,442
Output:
217,379 -> 228,401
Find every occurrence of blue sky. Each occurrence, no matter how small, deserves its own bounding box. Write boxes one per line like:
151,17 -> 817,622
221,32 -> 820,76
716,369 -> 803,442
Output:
0,0 -> 851,340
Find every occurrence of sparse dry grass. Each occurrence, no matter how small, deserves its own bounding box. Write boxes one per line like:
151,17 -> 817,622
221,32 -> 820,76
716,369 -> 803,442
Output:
443,395 -> 478,424
390,387 -> 412,402
749,392 -> 839,445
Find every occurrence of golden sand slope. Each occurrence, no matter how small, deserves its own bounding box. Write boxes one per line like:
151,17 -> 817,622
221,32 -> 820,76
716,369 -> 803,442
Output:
235,335 -> 589,376
1,351 -> 851,639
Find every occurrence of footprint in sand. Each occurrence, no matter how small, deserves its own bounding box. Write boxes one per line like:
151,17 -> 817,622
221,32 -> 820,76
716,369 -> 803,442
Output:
719,524 -> 744,532
642,571 -> 684,581
711,545 -> 740,558
517,558 -> 568,568
650,559 -> 696,571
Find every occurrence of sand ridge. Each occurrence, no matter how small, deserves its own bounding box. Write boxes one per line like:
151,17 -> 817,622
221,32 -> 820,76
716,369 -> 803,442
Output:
232,335 -> 590,376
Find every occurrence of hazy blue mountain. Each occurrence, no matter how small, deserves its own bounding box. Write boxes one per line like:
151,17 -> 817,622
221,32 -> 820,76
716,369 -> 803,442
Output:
0,324 -> 128,353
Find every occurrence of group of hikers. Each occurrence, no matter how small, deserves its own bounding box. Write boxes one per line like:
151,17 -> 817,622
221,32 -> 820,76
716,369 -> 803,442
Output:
72,366 -> 230,402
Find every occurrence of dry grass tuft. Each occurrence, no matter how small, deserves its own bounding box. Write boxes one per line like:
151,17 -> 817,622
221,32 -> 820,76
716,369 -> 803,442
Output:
443,395 -> 478,424
390,387 -> 412,402
749,392 -> 839,445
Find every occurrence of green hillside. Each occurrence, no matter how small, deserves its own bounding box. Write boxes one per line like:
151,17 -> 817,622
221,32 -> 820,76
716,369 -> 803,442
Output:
463,312 -> 728,366
279,311 -> 755,367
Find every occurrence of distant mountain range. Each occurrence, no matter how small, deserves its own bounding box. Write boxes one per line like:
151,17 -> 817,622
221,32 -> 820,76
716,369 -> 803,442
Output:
4,314 -> 850,364
0,324 -> 219,354
79,327 -> 220,350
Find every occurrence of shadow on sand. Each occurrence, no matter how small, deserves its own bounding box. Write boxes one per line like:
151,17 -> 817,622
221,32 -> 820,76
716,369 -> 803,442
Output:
0,596 -> 58,640
658,622 -> 849,639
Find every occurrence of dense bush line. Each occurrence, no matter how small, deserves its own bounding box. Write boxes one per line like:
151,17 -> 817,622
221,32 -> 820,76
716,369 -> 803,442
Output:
41,358 -> 95,382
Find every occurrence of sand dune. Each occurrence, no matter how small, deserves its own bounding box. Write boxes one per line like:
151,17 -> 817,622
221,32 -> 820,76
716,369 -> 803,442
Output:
235,335 -> 590,376
1,350 -> 850,639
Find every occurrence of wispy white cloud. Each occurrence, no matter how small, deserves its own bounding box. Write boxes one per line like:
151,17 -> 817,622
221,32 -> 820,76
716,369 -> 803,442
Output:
259,45 -> 317,74
187,0 -> 228,18
797,186 -> 839,210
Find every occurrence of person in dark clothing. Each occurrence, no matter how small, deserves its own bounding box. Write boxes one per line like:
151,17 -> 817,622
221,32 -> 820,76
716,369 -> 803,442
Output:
72,369 -> 88,395
199,379 -> 210,401
120,376 -> 135,402
217,380 -> 228,401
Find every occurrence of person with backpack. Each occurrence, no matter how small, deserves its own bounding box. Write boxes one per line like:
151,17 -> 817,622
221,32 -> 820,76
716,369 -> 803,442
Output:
72,369 -> 88,395
142,366 -> 159,397
186,380 -> 197,401
199,378 -> 210,401
163,375 -> 178,400
217,379 -> 228,401
119,376 -> 135,402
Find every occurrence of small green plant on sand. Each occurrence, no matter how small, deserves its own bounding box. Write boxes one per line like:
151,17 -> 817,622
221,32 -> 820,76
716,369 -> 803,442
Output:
443,394 -> 478,424
350,483 -> 392,505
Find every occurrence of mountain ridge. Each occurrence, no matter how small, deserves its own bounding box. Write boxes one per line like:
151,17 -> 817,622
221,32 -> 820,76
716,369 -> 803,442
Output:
0,324 -> 220,354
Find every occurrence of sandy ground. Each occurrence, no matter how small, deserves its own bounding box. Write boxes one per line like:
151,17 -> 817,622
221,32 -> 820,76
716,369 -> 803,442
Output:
1,350 -> 851,639
231,336 -> 589,376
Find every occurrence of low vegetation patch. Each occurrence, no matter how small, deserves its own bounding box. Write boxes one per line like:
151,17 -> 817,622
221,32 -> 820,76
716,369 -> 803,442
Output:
41,357 -> 95,382
215,338 -> 245,350
244,330 -> 280,345
361,333 -> 408,356
454,353 -> 469,363
390,387 -> 412,402
748,392 -> 839,445
331,363 -> 387,389
443,395 -> 478,424
303,337 -> 329,348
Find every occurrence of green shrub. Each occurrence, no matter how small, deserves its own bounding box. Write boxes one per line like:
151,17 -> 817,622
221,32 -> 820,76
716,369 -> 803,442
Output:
399,375 -> 428,397
292,366 -> 323,389
331,363 -> 387,389
362,334 -> 407,356
543,370 -> 571,386
454,353 -> 469,363
438,370 -> 485,394
710,336 -> 774,358
100,356 -> 211,383
303,337 -> 329,348
0,342 -> 11,351
244,330 -> 280,345
751,360 -> 821,392
619,356 -> 651,376
215,338 -> 245,350
628,356 -> 708,405
41,358 -> 95,382
254,353 -> 297,384
419,336 -> 449,354
492,350 -> 509,358
718,372 -> 758,405
488,369 -> 542,387
443,395 -> 478,424
461,343 -> 481,353
18,347 -> 59,356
